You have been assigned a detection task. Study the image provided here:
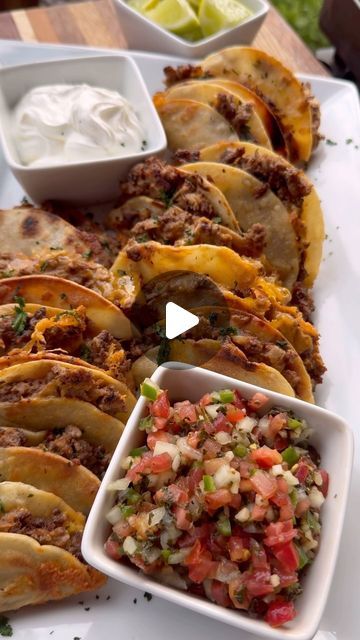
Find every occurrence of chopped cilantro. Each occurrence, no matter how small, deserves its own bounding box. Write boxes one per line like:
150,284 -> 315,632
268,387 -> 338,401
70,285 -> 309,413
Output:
0,616 -> 12,637
157,338 -> 171,365
346,138 -> 353,145
212,216 -> 222,224
219,325 -> 237,336
325,138 -> 337,146
82,249 -> 93,260
143,592 -> 152,601
80,344 -> 91,362
39,260 -> 49,272
11,295 -> 27,335
136,233 -> 150,243
55,310 -> 80,321
160,190 -> 173,208
0,269 -> 15,278
73,637 -> 81,640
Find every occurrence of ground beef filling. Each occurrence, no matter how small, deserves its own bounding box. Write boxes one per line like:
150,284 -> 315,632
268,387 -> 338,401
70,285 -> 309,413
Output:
0,308 -> 46,354
215,93 -> 255,140
0,364 -> 125,416
0,507 -> 83,559
85,330 -> 132,384
0,426 -> 27,447
163,64 -> 206,87
42,425 -> 110,479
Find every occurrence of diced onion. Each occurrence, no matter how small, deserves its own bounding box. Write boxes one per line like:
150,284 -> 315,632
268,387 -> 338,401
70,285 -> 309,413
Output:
283,470 -> 300,486
123,536 -> 137,555
154,441 -> 179,459
258,416 -> 270,435
309,486 -> 325,509
204,404 -> 221,419
214,431 -> 232,445
235,507 -> 250,522
168,548 -> 191,564
271,464 -> 284,477
177,437 -> 202,461
270,574 -> 280,588
148,506 -> 166,527
107,477 -> 130,491
106,505 -> 123,525
172,453 -> 181,472
157,566 -> 187,590
237,416 -> 257,433
121,456 -> 133,470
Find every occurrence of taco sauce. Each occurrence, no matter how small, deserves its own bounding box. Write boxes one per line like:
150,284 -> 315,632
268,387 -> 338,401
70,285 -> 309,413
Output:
105,382 -> 329,628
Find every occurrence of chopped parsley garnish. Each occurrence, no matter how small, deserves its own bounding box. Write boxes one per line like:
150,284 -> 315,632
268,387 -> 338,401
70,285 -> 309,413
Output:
219,325 -> 237,336
80,344 -> 92,362
346,138 -> 353,145
11,295 -> 27,335
0,616 -> 13,637
160,190 -> 173,208
325,138 -> 337,146
0,270 -> 15,278
143,592 -> 152,601
55,310 -> 80,321
39,260 -> 49,272
136,233 -> 150,243
212,216 -> 222,224
82,249 -> 93,260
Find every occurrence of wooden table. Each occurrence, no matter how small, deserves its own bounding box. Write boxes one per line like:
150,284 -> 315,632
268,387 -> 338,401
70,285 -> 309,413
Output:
0,0 -> 328,76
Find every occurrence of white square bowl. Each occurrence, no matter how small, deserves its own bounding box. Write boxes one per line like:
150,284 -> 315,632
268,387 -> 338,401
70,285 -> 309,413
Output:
82,365 -> 353,640
0,55 -> 167,204
114,0 -> 269,58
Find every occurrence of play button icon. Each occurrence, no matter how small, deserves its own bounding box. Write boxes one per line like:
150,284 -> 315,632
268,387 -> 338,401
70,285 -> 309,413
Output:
165,302 -> 199,340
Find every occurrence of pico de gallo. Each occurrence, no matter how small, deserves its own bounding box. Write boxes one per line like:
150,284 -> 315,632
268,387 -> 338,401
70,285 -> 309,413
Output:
105,380 -> 329,628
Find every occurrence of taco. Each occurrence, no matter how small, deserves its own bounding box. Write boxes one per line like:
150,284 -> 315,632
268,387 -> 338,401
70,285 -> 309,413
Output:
197,141 -> 325,287
0,482 -> 105,611
0,358 -> 136,425
146,306 -> 313,402
180,162 -> 299,288
0,447 -> 99,514
153,95 -> 238,151
111,241 -> 291,308
107,203 -> 266,261
116,157 -> 240,232
202,47 -> 319,163
131,338 -> 295,398
0,206 -> 90,258
0,274 -> 138,339
158,81 -> 272,149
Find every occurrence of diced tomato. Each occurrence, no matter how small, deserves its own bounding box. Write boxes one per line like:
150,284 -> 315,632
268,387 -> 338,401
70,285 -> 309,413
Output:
250,470 -> 277,499
131,555 -> 161,575
188,558 -> 217,583
276,568 -> 298,588
153,417 -> 168,430
273,541 -> 299,573
226,408 -> 244,424
187,431 -> 200,448
239,461 -> 252,478
268,413 -> 287,438
264,521 -> 298,547
250,446 -> 282,469
178,524 -> 213,549
105,538 -> 122,560
211,580 -> 231,607
207,533 -> 228,557
279,503 -> 294,521
184,539 -> 207,565
233,391 -> 246,410
247,392 -> 269,412
185,466 -> 204,495
147,430 -> 173,450
150,452 -> 172,474
229,493 -> 242,510
204,458 -> 226,475
295,497 -> 311,517
239,478 -> 253,492
113,520 -> 133,538
155,483 -> 188,506
228,536 -> 245,561
245,569 -> 273,597
274,434 -> 289,451
204,489 -> 233,512
203,438 -> 221,459
228,576 -> 249,610
295,461 -> 309,484
199,393 -> 212,407
203,421 -> 215,434
277,477 -> 289,494
150,391 -> 170,418
251,543 -> 269,570
174,506 -> 192,530
319,469 -> 329,497
174,400 -> 197,423
252,503 -> 268,521
126,451 -> 152,481
213,413 -> 231,433
265,598 -> 296,627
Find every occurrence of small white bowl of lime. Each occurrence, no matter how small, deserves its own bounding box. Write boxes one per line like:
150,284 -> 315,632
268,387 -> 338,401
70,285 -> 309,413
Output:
114,0 -> 269,58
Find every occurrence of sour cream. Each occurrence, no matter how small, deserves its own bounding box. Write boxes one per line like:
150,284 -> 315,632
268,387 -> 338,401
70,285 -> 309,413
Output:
12,84 -> 147,166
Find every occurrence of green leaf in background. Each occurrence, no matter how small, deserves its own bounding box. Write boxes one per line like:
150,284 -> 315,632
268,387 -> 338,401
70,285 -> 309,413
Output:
271,0 -> 329,50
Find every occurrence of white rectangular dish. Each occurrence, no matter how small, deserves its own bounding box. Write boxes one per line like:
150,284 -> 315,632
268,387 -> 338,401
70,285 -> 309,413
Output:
0,40 -> 359,640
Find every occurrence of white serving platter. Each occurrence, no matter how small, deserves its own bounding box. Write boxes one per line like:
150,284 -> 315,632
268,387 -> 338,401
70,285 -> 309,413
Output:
0,40 -> 359,640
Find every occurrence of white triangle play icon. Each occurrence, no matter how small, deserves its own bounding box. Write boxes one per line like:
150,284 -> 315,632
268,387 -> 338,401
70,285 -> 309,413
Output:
165,302 -> 199,340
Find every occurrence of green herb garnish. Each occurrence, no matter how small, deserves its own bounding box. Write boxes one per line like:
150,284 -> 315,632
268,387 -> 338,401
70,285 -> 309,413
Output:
11,295 -> 27,335
0,616 -> 13,637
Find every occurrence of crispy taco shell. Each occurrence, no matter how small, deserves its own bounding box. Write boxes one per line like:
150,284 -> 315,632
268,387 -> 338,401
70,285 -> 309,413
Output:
0,533 -> 105,612
0,359 -> 135,423
132,339 -> 295,397
153,94 -> 238,151
202,47 -> 314,163
0,448 -> 99,515
0,275 -> 137,340
0,397 -> 123,453
181,162 -> 299,289
0,206 -> 89,258
199,142 -> 324,286
162,82 -> 272,150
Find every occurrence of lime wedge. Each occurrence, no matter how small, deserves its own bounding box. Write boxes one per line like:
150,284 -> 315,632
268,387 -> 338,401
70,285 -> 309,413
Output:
182,26 -> 203,40
128,0 -> 158,11
188,0 -> 201,9
146,0 -> 200,35
198,0 -> 251,37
